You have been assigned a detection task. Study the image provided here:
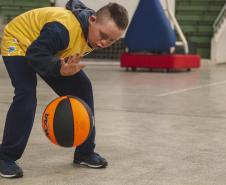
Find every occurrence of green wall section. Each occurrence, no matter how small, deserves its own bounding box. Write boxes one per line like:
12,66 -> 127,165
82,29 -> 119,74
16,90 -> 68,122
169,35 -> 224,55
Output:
176,0 -> 225,58
0,0 -> 51,23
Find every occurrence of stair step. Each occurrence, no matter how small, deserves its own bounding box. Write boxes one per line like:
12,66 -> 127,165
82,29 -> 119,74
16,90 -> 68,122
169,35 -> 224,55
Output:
180,25 -> 213,33
0,1 -> 50,7
188,36 -> 211,44
0,0 -> 49,3
176,5 -> 223,12
178,20 -> 215,26
186,32 -> 213,37
0,6 -> 33,12
196,48 -> 210,58
177,0 -> 225,2
176,10 -> 219,16
176,15 -> 216,22
193,42 -> 211,48
177,1 -> 225,6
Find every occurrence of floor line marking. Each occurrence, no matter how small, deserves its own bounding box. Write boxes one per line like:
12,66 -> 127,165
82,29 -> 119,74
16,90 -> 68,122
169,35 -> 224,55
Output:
157,80 -> 226,97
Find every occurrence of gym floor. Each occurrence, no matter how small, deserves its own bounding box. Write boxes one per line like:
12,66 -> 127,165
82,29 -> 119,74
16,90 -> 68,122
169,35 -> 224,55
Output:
1,59 -> 226,185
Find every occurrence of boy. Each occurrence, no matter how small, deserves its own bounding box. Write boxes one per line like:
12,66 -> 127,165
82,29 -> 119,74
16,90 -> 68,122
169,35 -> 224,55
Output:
0,0 -> 129,178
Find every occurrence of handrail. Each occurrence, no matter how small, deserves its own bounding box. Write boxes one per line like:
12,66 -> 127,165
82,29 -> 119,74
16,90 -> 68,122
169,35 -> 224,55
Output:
213,3 -> 226,34
164,0 -> 189,54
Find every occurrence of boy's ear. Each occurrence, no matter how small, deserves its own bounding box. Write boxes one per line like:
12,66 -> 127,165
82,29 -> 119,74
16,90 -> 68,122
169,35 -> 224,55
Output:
89,15 -> 97,24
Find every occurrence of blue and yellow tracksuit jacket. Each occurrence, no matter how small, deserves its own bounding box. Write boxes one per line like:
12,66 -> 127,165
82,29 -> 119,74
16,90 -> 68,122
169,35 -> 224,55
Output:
1,0 -> 95,77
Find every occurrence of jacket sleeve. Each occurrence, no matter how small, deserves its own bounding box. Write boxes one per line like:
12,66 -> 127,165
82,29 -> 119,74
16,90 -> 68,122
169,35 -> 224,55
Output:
26,21 -> 70,77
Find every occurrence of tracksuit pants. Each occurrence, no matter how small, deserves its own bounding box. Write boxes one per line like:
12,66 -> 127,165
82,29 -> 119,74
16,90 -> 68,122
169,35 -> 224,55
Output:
0,56 -> 95,161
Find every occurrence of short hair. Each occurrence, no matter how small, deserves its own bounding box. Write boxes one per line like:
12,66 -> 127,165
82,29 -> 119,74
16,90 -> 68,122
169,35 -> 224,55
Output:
96,3 -> 129,30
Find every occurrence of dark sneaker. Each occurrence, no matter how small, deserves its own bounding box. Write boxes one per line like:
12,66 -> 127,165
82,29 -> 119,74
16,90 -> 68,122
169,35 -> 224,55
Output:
0,160 -> 23,178
74,152 -> 108,168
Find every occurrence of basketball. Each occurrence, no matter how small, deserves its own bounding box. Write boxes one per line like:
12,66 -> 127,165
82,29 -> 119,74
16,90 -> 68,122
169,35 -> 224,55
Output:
42,96 -> 93,147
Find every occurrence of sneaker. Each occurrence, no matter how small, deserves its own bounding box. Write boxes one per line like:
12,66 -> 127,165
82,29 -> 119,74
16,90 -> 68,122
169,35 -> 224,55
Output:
0,160 -> 23,178
73,152 -> 108,168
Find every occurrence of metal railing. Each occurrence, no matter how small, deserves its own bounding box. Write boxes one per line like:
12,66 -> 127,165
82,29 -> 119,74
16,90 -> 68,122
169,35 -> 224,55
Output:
213,3 -> 226,34
164,0 -> 189,54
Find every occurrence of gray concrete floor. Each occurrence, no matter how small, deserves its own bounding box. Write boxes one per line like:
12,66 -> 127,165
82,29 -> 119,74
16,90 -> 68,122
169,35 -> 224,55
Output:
1,59 -> 226,185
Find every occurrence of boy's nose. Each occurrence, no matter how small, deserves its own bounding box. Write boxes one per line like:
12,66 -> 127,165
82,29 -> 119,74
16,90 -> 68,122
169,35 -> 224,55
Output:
97,40 -> 108,48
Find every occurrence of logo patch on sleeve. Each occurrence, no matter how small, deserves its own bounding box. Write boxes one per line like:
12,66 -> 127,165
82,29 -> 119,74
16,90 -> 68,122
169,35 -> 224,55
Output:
8,46 -> 16,53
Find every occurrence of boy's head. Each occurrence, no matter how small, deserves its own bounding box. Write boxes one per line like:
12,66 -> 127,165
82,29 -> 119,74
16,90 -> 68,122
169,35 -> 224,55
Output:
88,3 -> 129,49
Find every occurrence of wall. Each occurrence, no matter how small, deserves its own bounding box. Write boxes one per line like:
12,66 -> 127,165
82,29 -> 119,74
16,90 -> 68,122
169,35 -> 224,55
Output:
55,0 -> 175,22
211,19 -> 226,64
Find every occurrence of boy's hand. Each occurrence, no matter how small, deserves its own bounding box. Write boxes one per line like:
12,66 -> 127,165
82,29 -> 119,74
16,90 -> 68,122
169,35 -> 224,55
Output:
60,54 -> 85,76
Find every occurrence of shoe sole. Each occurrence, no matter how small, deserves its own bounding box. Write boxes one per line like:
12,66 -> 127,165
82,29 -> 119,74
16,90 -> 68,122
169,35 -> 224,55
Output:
0,172 -> 23,178
75,161 -> 108,168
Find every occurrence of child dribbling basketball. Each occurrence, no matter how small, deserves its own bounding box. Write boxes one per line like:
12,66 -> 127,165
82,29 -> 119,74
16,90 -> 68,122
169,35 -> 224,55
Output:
0,0 -> 129,178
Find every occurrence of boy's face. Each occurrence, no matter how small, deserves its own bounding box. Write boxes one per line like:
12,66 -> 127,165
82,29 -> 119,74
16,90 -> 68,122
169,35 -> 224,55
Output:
88,15 -> 124,49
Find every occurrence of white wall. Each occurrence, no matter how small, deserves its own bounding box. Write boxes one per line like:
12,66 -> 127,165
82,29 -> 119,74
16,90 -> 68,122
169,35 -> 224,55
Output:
56,0 -> 175,38
55,0 -> 175,21
211,19 -> 226,64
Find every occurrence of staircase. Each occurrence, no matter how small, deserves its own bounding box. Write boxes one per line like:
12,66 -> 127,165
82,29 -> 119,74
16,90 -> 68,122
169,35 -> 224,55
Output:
0,0 -> 51,24
176,0 -> 225,58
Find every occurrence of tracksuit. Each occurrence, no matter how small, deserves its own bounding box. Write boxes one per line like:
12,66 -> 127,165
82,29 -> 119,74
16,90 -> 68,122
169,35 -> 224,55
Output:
0,0 -> 96,161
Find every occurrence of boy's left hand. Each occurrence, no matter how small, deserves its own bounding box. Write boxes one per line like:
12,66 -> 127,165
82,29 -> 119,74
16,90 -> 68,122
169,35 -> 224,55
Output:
60,54 -> 85,76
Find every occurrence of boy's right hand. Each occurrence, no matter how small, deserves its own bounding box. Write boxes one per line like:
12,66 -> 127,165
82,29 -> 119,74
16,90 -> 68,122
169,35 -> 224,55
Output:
60,54 -> 85,76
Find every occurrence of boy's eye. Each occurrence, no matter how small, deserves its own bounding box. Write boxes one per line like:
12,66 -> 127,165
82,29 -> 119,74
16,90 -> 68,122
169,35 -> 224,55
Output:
100,31 -> 109,40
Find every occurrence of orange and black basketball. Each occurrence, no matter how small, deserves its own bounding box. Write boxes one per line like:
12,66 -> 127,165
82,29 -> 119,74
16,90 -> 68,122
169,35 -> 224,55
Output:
42,96 -> 93,147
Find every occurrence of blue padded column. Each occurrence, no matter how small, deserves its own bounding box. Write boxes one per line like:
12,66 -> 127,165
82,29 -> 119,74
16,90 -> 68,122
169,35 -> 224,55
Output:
125,0 -> 176,53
